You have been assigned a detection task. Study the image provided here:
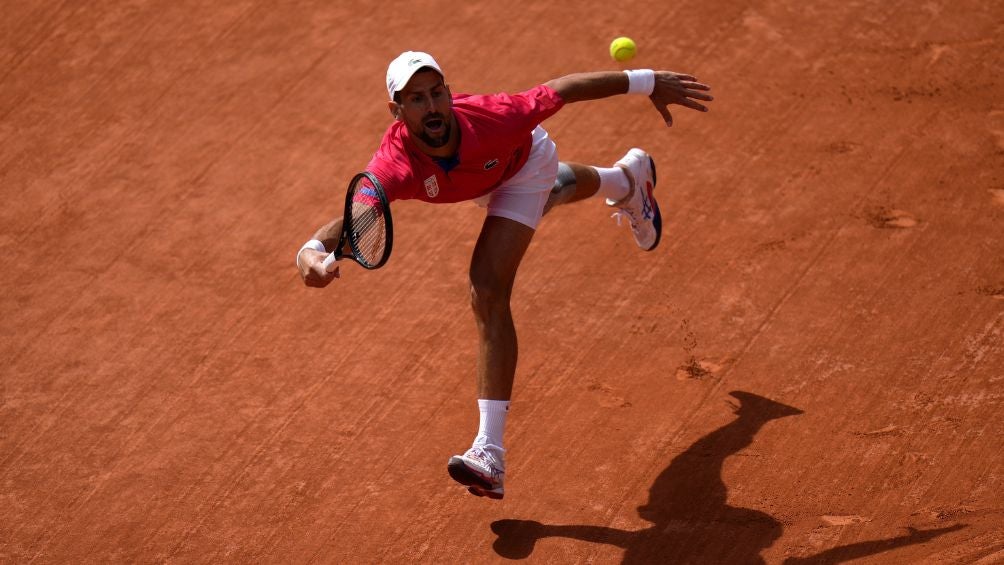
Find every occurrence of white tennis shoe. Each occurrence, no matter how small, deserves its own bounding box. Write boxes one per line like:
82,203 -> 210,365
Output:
607,148 -> 662,251
447,444 -> 505,499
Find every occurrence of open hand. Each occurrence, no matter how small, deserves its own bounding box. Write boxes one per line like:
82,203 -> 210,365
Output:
650,71 -> 713,126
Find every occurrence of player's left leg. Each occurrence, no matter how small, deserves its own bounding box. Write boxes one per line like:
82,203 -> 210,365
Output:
450,126 -> 556,500
469,215 -> 534,402
447,215 -> 533,500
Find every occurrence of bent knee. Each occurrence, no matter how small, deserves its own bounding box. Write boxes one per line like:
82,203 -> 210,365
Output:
551,162 -> 577,196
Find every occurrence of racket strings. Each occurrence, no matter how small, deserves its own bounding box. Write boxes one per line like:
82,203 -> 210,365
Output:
348,199 -> 387,266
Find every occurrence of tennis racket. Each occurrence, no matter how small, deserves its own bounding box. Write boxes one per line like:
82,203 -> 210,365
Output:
321,171 -> 393,271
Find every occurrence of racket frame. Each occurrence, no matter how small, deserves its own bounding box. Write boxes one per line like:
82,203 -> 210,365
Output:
322,171 -> 393,271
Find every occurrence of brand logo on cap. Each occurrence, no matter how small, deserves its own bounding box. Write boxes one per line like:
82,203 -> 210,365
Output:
484,159 -> 499,170
424,175 -> 440,198
409,58 -> 423,66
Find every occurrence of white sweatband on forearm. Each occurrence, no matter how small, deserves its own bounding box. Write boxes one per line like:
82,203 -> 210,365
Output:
624,69 -> 656,95
296,239 -> 326,267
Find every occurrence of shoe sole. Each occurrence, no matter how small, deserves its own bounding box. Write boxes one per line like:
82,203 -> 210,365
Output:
467,486 -> 504,500
448,456 -> 504,499
645,155 -> 662,252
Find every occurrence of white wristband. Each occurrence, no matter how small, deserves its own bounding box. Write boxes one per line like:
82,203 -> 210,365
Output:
624,69 -> 656,95
296,239 -> 326,268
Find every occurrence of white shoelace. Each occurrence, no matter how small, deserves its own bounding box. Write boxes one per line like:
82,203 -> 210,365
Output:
467,446 -> 504,470
611,209 -> 640,229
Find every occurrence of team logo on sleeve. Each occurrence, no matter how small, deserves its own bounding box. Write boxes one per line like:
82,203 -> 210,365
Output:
484,159 -> 499,170
424,175 -> 440,198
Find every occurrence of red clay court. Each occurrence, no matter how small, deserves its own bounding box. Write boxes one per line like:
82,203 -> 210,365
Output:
2,1 -> 1002,563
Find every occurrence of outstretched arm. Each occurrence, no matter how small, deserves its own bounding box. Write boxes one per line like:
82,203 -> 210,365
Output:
543,70 -> 712,126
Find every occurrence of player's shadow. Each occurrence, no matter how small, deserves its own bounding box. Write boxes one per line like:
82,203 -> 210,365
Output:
491,391 -> 963,564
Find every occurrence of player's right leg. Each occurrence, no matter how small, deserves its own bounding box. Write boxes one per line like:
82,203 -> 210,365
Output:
543,162 -> 600,214
546,150 -> 662,251
607,149 -> 661,251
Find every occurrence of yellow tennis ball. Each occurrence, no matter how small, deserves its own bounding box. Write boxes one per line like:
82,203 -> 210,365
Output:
610,37 -> 637,62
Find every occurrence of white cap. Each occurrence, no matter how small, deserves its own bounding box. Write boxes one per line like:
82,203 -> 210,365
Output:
386,51 -> 444,100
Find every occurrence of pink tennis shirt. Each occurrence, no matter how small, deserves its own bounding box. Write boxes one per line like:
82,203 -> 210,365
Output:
366,84 -> 565,203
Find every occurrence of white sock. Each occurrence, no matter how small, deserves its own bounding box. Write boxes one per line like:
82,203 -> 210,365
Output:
474,399 -> 509,449
593,166 -> 631,202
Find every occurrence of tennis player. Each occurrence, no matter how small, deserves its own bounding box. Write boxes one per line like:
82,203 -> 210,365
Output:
296,51 -> 712,499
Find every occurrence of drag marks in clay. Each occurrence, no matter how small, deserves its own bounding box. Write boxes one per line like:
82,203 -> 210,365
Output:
821,515 -> 869,526
852,424 -> 903,438
975,284 -> 1004,300
674,318 -> 722,380
824,140 -> 862,155
676,358 -> 722,381
865,207 -> 918,229
587,383 -> 632,409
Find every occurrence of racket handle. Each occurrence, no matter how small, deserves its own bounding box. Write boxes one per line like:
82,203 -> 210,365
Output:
321,252 -> 340,272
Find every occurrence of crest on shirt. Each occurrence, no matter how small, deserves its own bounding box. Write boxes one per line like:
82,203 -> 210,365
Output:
424,174 -> 440,198
484,158 -> 499,170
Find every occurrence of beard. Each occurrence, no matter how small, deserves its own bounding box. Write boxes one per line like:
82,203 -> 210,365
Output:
414,113 -> 451,148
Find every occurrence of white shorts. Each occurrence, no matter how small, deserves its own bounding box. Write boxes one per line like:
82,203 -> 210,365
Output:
473,125 -> 558,229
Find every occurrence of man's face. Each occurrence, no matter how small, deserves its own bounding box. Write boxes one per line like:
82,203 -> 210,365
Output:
392,69 -> 453,148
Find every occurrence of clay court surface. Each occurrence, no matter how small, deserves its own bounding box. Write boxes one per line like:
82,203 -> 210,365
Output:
2,1 -> 1003,563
